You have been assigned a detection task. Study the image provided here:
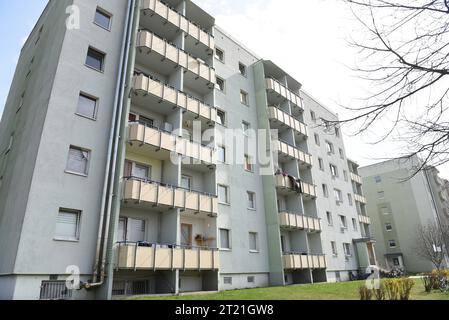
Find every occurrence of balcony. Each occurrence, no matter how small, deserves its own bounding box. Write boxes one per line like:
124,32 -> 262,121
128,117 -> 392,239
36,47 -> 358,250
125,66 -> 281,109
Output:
268,106 -> 307,138
123,178 -> 218,216
359,214 -> 371,225
275,174 -> 317,199
132,74 -> 217,123
141,0 -> 214,53
279,212 -> 321,232
350,172 -> 363,185
115,242 -> 219,271
136,31 -> 215,94
283,254 -> 327,270
266,78 -> 303,110
354,193 -> 367,204
276,140 -> 312,167
128,122 -> 216,165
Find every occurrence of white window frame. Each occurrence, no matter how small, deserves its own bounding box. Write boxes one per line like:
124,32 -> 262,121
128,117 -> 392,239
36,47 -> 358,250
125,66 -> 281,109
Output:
218,145 -> 226,163
216,76 -> 225,92
326,211 -> 333,226
54,208 -> 81,242
249,232 -> 259,253
240,90 -> 249,106
331,241 -> 338,256
66,146 -> 90,177
219,228 -> 231,250
76,92 -> 98,120
247,191 -> 256,210
94,7 -> 113,31
218,184 -> 230,205
215,47 -> 225,63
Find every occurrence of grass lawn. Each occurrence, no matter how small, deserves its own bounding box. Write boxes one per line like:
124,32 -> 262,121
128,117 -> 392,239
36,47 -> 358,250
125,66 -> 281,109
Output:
131,280 -> 449,300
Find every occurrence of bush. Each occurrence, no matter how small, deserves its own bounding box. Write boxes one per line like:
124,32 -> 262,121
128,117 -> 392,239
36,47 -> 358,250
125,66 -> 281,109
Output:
373,283 -> 386,300
399,278 -> 415,300
383,278 -> 415,300
422,275 -> 434,293
384,279 -> 400,300
359,285 -> 373,300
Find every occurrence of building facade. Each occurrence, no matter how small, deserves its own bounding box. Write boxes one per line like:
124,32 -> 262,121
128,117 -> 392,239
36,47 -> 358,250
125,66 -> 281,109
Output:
360,157 -> 449,273
0,0 -> 375,300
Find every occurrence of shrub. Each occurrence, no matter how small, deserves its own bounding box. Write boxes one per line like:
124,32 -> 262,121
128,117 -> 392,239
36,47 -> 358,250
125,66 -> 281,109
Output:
373,283 -> 386,300
384,279 -> 400,300
399,278 -> 415,300
359,285 -> 373,300
422,275 -> 433,293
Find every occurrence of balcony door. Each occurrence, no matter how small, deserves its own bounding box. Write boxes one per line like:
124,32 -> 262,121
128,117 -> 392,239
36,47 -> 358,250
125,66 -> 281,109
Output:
181,224 -> 193,248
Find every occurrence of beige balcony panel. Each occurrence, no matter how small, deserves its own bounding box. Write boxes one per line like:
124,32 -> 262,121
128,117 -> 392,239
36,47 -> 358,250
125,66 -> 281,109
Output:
199,195 -> 213,213
279,212 -> 289,227
301,255 -> 309,268
155,248 -> 172,269
189,23 -> 200,41
185,192 -> 200,211
166,45 -> 179,65
179,16 -> 188,32
160,131 -> 175,151
187,98 -> 200,115
297,215 -> 305,229
319,256 -> 327,268
172,248 -> 183,269
157,186 -> 174,206
167,8 -> 179,26
312,256 -> 319,268
184,249 -> 199,269
163,86 -> 177,104
154,0 -> 167,17
351,172 -> 363,184
174,189 -> 185,208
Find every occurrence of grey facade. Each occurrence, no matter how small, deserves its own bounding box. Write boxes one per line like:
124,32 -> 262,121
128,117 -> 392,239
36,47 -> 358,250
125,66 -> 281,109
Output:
0,0 -> 375,300
360,157 -> 449,273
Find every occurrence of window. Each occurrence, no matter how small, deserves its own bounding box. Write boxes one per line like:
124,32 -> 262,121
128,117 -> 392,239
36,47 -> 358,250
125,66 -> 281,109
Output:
352,218 -> 358,231
318,158 -> 324,171
322,184 -> 329,198
389,240 -> 397,248
343,243 -> 351,256
216,76 -> 225,91
334,189 -> 343,203
339,148 -> 344,159
314,133 -> 320,146
217,109 -> 226,126
310,110 -> 316,121
220,229 -> 230,249
242,121 -> 250,135
378,191 -> 385,199
215,48 -> 224,62
329,164 -> 338,178
85,47 -> 105,72
247,192 -> 256,209
393,258 -> 400,266
339,215 -> 347,229
249,232 -> 258,252
348,194 -> 353,206
218,185 -> 230,204
244,154 -> 253,172
218,146 -> 226,163
223,277 -> 232,285
375,175 -> 382,183
94,7 -> 112,30
326,211 -> 333,226
134,163 -> 150,180
239,62 -> 247,76
240,90 -> 249,105
343,170 -> 348,182
325,141 -> 334,154
247,276 -> 255,283
139,116 -> 154,127
331,241 -> 338,256
385,223 -> 393,231
181,175 -> 191,190
76,93 -> 97,119
54,209 -> 81,241
66,146 -> 90,176
127,218 -> 146,242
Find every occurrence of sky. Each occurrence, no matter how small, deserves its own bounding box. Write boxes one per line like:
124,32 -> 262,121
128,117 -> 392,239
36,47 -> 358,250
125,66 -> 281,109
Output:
0,0 -> 447,178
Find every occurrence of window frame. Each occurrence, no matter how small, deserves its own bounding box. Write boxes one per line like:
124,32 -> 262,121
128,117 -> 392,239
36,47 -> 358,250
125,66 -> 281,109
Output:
76,92 -> 98,120
244,154 -> 254,172
215,76 -> 225,92
331,241 -> 338,256
247,191 -> 256,210
54,208 -> 81,242
219,228 -> 231,250
218,184 -> 230,205
216,109 -> 226,126
240,90 -> 249,106
94,7 -> 113,31
326,211 -> 333,226
249,232 -> 259,253
65,145 -> 91,177
217,145 -> 226,163
238,62 -> 247,77
215,47 -> 225,63
85,46 -> 106,72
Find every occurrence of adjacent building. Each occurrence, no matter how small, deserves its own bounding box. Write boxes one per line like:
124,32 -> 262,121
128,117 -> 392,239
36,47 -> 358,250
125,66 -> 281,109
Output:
0,0 -> 375,300
360,157 -> 449,273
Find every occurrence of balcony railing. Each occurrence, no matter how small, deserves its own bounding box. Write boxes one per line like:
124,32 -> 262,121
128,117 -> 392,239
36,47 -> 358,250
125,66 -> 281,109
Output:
123,177 -> 218,215
128,122 -> 216,165
141,0 -> 215,51
359,214 -> 371,225
266,78 -> 303,110
275,174 -> 317,199
350,172 -> 363,185
283,253 -> 327,270
133,74 -> 217,123
268,106 -> 307,137
354,193 -> 367,204
115,242 -> 219,271
279,212 -> 321,232
276,140 -> 312,167
137,30 -> 215,85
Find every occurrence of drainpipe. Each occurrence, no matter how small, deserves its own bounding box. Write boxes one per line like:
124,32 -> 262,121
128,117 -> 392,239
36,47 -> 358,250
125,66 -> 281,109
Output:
83,0 -> 137,289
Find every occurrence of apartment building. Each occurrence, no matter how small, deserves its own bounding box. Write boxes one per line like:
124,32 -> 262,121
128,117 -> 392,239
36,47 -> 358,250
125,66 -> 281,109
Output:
360,157 -> 449,273
0,0 -> 375,300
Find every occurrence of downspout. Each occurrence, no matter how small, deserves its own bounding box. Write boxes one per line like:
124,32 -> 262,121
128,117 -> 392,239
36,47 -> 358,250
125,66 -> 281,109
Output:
83,0 -> 136,289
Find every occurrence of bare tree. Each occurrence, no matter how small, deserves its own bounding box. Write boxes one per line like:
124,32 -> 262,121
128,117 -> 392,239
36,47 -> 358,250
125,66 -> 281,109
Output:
328,0 -> 449,173
416,222 -> 448,269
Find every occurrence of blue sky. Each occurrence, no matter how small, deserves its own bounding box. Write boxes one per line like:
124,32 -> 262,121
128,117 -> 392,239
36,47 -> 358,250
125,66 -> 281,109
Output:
0,0 -> 48,116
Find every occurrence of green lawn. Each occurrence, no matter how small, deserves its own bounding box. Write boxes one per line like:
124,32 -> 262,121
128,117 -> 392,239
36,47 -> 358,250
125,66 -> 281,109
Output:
131,280 -> 449,300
